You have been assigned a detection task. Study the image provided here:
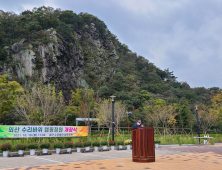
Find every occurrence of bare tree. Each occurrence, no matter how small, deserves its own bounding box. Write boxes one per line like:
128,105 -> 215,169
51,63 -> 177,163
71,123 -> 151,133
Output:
198,106 -> 219,134
145,104 -> 178,128
14,84 -> 65,125
97,99 -> 126,139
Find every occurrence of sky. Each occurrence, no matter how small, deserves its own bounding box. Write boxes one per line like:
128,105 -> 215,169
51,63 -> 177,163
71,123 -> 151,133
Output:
1,0 -> 222,88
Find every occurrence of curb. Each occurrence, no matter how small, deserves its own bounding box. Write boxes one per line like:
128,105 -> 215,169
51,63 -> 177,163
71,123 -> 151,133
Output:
0,147 -> 130,157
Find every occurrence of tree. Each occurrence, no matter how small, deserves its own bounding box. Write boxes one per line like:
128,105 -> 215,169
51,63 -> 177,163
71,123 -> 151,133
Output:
144,103 -> 178,128
198,105 -> 219,134
68,89 -> 98,134
97,99 -> 126,137
211,91 -> 222,127
108,72 -> 126,92
15,84 -> 65,125
0,74 -> 23,123
0,48 -> 7,60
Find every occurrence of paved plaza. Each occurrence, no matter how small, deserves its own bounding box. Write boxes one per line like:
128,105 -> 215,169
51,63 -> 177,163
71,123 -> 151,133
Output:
1,145 -> 222,170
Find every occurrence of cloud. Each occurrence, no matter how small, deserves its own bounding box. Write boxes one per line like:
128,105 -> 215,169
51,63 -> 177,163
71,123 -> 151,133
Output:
1,0 -> 222,88
118,0 -> 156,13
21,0 -> 58,11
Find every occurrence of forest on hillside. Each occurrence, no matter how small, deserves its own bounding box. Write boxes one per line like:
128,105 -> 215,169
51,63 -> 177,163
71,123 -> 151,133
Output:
0,6 -> 222,134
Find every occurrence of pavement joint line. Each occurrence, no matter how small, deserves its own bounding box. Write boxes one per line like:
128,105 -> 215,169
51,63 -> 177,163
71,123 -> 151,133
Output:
33,156 -> 64,164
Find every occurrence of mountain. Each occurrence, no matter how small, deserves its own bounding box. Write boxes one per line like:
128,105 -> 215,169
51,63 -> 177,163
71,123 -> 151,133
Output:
0,6 -> 219,110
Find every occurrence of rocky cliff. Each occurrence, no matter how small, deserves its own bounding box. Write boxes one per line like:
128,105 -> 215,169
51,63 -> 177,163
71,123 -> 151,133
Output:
1,25 -> 120,100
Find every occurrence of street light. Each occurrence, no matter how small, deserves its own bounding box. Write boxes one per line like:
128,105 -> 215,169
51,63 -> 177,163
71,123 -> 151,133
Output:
110,95 -> 116,140
195,105 -> 200,144
126,112 -> 132,132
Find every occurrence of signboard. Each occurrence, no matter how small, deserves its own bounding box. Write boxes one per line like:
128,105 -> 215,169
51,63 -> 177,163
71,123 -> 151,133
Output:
0,125 -> 88,138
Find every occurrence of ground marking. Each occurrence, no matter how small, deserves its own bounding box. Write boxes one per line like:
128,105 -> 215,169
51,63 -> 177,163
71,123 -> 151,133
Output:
33,156 -> 64,164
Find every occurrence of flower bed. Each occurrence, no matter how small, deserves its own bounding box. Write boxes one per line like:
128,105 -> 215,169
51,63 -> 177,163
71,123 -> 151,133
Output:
92,141 -> 100,147
28,143 -> 39,150
109,140 -> 116,146
74,142 -> 83,148
117,141 -> 124,146
0,143 -> 12,151
101,141 -> 108,146
15,143 -> 27,151
64,141 -> 74,148
124,139 -> 132,145
83,141 -> 92,147
53,142 -> 63,149
40,142 -> 51,149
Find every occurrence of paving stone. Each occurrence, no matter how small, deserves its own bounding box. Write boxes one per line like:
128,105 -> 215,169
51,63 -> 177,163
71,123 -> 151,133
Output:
1,145 -> 222,170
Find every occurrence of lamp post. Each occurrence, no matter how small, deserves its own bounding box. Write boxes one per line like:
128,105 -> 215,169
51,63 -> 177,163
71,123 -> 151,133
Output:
110,95 -> 116,141
195,105 -> 200,144
126,112 -> 132,132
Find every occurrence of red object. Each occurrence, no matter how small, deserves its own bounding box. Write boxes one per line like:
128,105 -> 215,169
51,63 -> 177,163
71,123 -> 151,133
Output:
132,127 -> 155,162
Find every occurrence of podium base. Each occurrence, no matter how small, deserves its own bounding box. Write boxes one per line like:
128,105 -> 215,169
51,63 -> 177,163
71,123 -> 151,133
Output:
133,158 -> 155,163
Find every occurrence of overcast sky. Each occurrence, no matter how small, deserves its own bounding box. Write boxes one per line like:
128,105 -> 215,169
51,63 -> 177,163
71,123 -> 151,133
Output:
1,0 -> 222,88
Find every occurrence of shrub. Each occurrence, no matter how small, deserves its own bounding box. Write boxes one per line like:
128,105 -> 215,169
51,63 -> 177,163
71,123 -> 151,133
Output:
74,142 -> 83,148
124,139 -> 132,145
64,141 -> 74,148
53,142 -> 63,149
83,141 -> 92,147
154,140 -> 161,144
0,143 -> 12,151
92,141 -> 100,147
79,136 -> 88,142
15,143 -> 27,151
28,143 -> 39,150
101,141 -> 108,146
40,142 -> 51,149
69,43 -> 73,48
41,36 -> 51,44
117,141 -> 124,145
109,140 -> 116,146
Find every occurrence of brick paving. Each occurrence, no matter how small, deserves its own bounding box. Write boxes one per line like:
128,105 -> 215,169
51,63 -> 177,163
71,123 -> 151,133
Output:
158,145 -> 222,155
1,145 -> 222,170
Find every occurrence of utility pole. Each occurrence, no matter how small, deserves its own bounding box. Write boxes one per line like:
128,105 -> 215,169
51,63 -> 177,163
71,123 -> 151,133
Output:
195,105 -> 200,144
110,96 -> 116,140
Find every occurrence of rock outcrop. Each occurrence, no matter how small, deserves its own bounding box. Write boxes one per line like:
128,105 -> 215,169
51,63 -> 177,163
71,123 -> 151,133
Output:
0,26 -> 120,100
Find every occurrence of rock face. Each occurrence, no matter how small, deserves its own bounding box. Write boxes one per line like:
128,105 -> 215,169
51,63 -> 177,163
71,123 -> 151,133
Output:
0,27 -> 120,100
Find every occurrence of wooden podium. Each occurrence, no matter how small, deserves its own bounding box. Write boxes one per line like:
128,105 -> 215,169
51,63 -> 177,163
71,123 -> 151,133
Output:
132,127 -> 155,162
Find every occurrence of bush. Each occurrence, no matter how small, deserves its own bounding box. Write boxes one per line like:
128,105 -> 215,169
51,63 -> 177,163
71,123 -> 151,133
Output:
28,143 -> 39,150
0,143 -> 12,151
117,141 -> 124,145
53,142 -> 63,149
79,136 -> 88,142
15,143 -> 27,151
40,142 -> 51,149
74,142 -> 83,148
109,140 -> 116,146
124,139 -> 132,145
41,36 -> 51,44
64,141 -> 74,148
83,141 -> 92,147
101,141 -> 108,146
92,141 -> 100,147
154,140 -> 161,144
